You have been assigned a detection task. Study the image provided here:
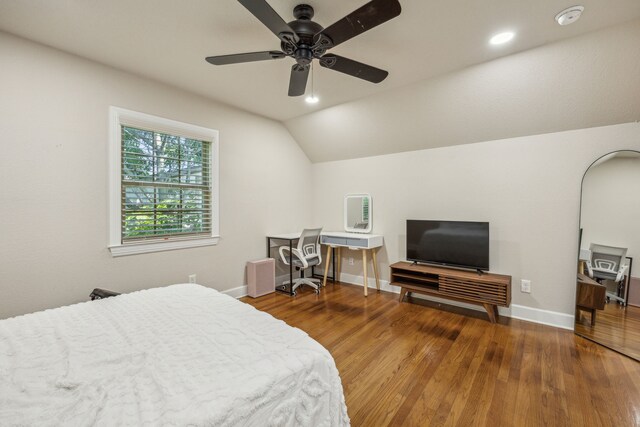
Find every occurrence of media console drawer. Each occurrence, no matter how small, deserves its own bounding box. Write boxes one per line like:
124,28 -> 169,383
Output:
438,276 -> 508,306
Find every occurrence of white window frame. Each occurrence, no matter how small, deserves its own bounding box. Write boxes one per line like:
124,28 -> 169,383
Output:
108,106 -> 219,257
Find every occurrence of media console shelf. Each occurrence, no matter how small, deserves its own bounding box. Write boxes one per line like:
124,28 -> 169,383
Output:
390,261 -> 511,323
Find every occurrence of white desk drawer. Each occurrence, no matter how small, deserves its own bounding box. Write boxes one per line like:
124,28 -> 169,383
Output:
321,232 -> 383,249
321,236 -> 348,246
346,238 -> 367,248
321,236 -> 371,248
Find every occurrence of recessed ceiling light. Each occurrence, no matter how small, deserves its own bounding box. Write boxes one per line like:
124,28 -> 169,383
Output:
555,5 -> 584,26
305,95 -> 319,104
489,31 -> 515,45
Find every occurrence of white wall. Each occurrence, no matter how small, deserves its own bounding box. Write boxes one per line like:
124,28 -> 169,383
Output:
311,123 -> 640,325
0,32 -> 312,319
581,154 -> 640,265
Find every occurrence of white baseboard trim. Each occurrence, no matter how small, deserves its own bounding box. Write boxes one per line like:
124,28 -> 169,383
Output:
222,285 -> 248,299
230,272 -> 575,330
509,304 -> 575,330
338,272 -> 396,293
337,273 -> 575,331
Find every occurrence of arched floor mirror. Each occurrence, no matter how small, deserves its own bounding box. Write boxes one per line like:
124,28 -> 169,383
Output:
575,150 -> 640,360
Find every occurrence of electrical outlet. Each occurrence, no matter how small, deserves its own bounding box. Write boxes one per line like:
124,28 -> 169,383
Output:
348,257 -> 354,266
188,274 -> 197,284
521,279 -> 531,293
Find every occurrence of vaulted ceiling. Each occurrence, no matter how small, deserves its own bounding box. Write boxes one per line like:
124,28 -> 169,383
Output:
1,0 -> 639,122
1,0 -> 639,161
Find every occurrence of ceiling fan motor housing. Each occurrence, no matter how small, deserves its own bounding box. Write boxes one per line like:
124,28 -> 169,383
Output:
294,47 -> 313,65
283,4 -> 325,66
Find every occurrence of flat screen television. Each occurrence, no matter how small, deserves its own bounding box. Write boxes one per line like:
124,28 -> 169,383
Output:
406,220 -> 489,271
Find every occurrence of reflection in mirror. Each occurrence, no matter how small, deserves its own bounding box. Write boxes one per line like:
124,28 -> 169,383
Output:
575,150 -> 640,361
344,194 -> 371,233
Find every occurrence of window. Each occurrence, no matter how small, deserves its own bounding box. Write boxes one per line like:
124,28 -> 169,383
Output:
109,107 -> 219,256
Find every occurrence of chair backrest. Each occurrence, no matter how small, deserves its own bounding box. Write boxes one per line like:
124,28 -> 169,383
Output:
297,228 -> 322,258
589,243 -> 627,272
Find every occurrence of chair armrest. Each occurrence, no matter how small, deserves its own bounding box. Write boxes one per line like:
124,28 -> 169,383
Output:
585,260 -> 594,278
278,245 -> 308,268
616,265 -> 629,283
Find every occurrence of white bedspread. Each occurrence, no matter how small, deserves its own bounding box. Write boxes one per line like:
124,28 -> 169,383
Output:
0,284 -> 349,426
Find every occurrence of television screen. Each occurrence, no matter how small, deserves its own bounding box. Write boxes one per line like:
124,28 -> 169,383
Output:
406,220 -> 489,270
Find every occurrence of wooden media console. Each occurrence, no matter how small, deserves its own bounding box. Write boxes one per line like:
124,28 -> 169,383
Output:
390,261 -> 512,323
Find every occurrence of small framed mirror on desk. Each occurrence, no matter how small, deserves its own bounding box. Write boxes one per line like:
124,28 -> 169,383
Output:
344,193 -> 372,233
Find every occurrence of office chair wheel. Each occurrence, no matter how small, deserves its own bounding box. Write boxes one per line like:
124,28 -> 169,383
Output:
314,289 -> 320,294
292,291 -> 297,296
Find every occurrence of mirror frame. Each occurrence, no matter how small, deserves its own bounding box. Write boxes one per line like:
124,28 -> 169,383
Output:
344,193 -> 372,233
574,149 -> 640,358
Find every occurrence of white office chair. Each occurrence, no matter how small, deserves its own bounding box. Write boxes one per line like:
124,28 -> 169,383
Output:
279,228 -> 323,295
585,243 -> 628,305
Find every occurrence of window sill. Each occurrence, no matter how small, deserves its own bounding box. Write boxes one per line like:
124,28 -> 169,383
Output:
109,236 -> 220,257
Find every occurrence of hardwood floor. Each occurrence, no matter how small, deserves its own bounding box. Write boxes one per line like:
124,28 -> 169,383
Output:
242,283 -> 640,427
575,302 -> 640,361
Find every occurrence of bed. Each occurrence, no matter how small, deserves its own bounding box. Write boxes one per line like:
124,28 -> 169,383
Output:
0,284 -> 349,426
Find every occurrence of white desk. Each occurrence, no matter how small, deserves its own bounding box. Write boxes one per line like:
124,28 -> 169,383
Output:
320,232 -> 384,296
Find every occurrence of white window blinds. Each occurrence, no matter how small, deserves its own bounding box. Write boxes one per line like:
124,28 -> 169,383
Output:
121,125 -> 212,243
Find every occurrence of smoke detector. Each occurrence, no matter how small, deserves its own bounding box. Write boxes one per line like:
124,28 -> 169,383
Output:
555,5 -> 584,25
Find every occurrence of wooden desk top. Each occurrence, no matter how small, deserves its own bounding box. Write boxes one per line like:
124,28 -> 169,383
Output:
577,273 -> 603,287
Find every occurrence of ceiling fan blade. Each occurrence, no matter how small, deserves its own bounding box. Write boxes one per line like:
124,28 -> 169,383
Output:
205,51 -> 286,65
288,64 -> 310,97
319,54 -> 388,83
238,0 -> 300,44
314,0 -> 401,48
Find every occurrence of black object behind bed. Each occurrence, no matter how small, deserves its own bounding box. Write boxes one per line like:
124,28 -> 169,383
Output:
90,288 -> 121,300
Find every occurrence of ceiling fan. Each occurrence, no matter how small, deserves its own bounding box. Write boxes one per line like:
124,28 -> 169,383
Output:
205,0 -> 402,97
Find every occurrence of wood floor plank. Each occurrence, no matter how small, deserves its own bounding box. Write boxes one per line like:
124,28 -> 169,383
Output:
455,333 -> 502,425
242,283 -> 640,426
575,303 -> 640,360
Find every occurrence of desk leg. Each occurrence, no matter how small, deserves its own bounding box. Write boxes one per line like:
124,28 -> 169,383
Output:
289,240 -> 293,295
362,249 -> 369,297
322,245 -> 332,287
332,247 -> 336,284
336,247 -> 342,283
372,249 -> 380,291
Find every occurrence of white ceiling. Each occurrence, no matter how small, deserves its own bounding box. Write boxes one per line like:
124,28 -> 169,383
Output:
1,0 -> 639,122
